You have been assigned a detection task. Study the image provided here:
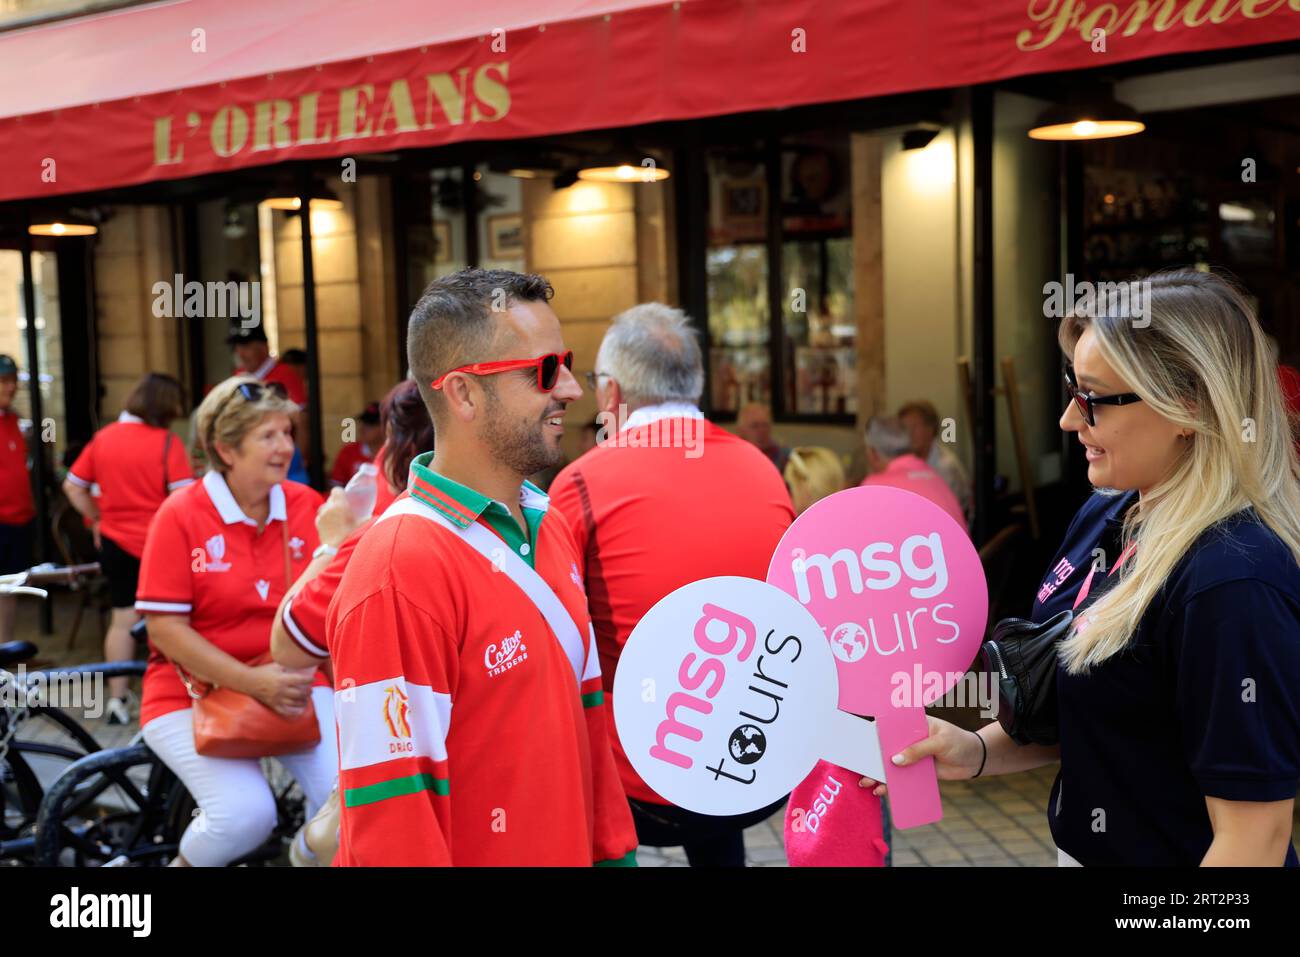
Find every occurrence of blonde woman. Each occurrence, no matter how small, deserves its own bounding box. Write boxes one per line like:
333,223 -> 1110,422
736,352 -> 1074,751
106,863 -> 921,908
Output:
135,376 -> 335,867
863,269 -> 1300,867
784,446 -> 846,515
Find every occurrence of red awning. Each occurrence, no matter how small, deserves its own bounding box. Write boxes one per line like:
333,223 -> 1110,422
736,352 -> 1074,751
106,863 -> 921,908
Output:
2,0 -> 1299,202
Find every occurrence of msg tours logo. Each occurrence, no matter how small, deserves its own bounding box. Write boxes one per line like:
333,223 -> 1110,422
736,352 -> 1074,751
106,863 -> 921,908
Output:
648,603 -> 801,788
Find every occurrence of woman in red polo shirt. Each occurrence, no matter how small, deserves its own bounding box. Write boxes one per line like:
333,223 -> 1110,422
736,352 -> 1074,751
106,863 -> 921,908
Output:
64,373 -> 194,723
135,375 -> 334,867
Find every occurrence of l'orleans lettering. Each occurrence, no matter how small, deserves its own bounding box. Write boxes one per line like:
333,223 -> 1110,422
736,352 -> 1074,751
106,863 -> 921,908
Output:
154,61 -> 510,166
1016,0 -> 1300,52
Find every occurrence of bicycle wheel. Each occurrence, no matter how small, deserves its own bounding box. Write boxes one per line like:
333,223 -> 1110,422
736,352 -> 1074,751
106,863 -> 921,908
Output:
34,743 -> 186,867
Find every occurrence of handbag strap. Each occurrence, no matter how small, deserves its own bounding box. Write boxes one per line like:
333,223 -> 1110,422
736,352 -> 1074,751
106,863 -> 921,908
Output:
161,430 -> 173,499
1073,541 -> 1136,610
281,515 -> 292,592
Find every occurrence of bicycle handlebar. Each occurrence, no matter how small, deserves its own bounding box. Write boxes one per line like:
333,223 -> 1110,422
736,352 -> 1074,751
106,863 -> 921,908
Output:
0,563 -> 102,596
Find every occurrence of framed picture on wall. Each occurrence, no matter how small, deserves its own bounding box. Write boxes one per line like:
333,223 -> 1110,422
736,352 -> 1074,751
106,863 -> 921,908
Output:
432,220 -> 452,263
487,213 -> 524,260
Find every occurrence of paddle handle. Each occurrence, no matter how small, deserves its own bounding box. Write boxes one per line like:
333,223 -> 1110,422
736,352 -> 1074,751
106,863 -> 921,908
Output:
877,707 -> 943,829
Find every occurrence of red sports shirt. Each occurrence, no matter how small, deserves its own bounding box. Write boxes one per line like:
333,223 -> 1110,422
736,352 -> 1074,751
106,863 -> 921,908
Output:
329,441 -> 375,486
67,413 -> 194,557
281,518 -> 374,659
371,444 -> 405,514
548,412 -> 796,804
0,408 -> 33,525
253,357 -> 307,407
135,471 -> 326,726
328,457 -> 636,866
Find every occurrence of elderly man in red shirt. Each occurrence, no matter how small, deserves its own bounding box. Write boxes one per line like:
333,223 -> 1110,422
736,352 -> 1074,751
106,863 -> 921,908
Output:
549,303 -> 796,867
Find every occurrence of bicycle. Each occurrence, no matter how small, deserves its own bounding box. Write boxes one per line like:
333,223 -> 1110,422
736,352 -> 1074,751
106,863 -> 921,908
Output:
31,620 -> 308,867
0,562 -> 141,864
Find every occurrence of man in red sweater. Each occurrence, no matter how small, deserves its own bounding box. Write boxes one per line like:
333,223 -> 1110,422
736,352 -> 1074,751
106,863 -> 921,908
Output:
549,303 -> 795,866
328,269 -> 636,866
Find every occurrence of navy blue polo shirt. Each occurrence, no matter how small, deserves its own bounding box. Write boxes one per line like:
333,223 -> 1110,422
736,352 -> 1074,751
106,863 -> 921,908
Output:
1032,488 -> 1137,623
1048,507 -> 1300,866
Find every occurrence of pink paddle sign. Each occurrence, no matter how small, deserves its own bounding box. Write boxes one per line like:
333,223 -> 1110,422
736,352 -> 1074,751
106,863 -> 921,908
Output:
766,486 -> 987,829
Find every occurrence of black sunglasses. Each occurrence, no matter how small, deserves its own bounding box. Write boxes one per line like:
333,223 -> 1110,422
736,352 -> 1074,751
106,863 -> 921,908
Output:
206,380 -> 291,448
1063,366 -> 1143,427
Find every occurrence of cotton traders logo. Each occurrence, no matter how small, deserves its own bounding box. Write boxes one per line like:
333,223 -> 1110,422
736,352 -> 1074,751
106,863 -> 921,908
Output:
383,684 -> 412,751
204,534 -> 231,572
484,630 -> 528,678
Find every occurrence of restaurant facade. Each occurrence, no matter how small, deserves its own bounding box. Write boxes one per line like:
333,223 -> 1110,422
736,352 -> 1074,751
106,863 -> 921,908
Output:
3,0 -> 1300,557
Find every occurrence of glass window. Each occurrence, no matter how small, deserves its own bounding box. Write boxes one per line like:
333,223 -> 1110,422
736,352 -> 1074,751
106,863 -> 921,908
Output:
405,168 -> 467,304
707,245 -> 769,411
704,135 -> 857,420
475,168 -> 527,272
706,150 -> 769,414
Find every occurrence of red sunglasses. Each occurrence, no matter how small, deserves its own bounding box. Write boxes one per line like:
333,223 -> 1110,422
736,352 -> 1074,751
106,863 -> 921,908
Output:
431,350 -> 574,392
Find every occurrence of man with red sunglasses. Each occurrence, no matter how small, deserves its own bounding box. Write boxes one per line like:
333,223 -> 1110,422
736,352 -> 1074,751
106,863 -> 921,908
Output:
327,268 -> 636,866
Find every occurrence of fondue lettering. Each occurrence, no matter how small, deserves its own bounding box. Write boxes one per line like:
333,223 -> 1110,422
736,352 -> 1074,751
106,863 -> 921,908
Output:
1015,0 -> 1300,53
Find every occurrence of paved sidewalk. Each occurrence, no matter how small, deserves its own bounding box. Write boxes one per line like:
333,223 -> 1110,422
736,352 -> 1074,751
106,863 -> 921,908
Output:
636,766 -> 1059,867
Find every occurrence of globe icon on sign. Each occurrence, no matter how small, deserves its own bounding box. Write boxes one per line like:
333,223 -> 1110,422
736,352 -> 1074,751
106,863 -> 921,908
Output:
728,724 -> 767,765
830,622 -> 869,663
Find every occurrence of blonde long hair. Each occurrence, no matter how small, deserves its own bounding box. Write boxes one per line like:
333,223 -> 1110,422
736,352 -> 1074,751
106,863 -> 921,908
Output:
1058,268 -> 1300,673
784,446 -> 846,515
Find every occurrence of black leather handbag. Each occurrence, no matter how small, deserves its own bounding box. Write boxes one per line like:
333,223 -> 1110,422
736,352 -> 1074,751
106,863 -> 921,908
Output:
979,610 -> 1074,746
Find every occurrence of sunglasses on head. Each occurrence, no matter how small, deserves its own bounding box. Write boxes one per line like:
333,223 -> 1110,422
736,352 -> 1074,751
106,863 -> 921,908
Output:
207,380 -> 291,447
431,350 -> 574,393
1063,365 -> 1143,427
237,381 -> 288,402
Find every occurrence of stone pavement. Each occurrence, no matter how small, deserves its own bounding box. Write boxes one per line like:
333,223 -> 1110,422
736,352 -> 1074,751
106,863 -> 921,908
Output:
636,765 -> 1060,867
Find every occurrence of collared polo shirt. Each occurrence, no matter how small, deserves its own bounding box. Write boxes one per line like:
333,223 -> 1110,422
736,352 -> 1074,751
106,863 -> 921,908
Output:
327,452 -> 636,866
1050,507 -> 1300,866
1031,488 -> 1137,622
861,453 -> 967,532
67,412 -> 194,557
548,412 -> 795,805
135,471 -> 326,725
0,408 -> 33,525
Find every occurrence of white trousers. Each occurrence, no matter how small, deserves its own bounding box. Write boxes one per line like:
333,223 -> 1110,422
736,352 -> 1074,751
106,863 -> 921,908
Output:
142,685 -> 337,867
